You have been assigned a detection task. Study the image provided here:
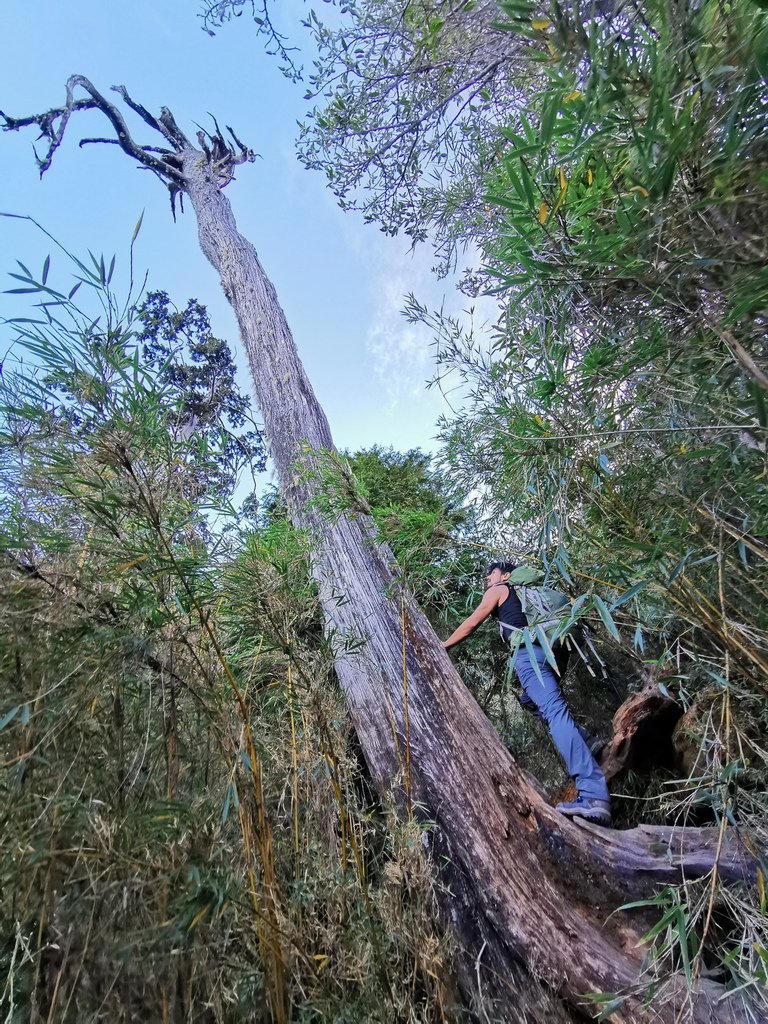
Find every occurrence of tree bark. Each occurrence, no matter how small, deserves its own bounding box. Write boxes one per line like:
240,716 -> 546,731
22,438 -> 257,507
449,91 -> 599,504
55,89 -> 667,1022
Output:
600,682 -> 684,782
181,153 -> 758,1024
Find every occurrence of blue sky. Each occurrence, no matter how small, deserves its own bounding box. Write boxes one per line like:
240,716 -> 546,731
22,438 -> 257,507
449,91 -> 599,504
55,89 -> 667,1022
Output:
1,0 -> 487,475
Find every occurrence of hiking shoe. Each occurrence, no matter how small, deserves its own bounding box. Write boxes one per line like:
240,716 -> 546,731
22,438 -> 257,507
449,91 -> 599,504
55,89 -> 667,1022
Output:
556,796 -> 612,826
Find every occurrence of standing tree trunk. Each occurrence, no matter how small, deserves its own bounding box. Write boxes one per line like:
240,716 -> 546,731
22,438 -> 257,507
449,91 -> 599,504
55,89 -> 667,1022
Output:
3,80 -> 758,1024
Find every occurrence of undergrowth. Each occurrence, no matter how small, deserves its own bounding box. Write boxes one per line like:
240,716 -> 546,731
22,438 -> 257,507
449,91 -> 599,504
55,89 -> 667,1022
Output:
0,245 -> 456,1023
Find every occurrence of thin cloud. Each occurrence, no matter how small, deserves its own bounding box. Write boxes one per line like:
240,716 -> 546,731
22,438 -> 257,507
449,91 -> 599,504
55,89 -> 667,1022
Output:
367,242 -> 497,413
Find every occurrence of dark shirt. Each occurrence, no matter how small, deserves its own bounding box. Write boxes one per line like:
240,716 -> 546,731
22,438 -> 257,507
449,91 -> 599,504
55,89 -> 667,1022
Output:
491,583 -> 527,641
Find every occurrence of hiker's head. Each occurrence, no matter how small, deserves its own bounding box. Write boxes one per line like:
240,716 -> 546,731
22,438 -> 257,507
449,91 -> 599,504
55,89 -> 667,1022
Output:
486,560 -> 515,588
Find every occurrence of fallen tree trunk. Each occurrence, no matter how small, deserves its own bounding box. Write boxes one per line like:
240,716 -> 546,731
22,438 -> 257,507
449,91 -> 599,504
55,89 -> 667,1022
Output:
600,681 -> 684,783
3,80 -> 759,1024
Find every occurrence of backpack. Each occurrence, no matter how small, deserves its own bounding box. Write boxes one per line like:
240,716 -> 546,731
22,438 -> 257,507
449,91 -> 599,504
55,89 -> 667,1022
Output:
503,572 -> 607,679
519,585 -> 571,633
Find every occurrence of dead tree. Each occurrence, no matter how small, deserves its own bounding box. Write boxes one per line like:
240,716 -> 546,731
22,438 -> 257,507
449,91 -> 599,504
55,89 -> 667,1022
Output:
2,79 -> 760,1024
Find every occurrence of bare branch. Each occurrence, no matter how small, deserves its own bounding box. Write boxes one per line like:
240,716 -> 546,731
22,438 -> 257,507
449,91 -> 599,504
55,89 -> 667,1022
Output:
79,137 -> 123,147
196,129 -> 213,160
2,75 -> 257,204
110,84 -> 164,136
200,0 -> 303,82
79,138 -> 177,159
195,114 -> 257,173
1,75 -> 185,184
711,321 -> 768,392
1,94 -> 100,174
226,123 -> 251,159
208,111 -> 224,142
158,106 -> 191,149
169,186 -> 184,223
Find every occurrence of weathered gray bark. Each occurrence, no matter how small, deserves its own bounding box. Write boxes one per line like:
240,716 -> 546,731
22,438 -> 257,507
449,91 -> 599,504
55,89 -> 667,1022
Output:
3,81 -> 760,1024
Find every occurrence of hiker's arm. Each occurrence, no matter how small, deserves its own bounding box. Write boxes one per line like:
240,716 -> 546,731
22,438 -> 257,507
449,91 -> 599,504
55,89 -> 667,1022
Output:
442,590 -> 499,650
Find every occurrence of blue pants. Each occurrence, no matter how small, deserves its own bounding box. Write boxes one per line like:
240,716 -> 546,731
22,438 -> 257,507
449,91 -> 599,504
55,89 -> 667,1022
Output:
514,643 -> 609,802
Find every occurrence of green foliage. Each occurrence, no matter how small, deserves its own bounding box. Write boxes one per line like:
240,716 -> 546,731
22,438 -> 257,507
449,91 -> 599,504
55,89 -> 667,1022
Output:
348,445 -> 462,519
300,443 -> 479,613
137,289 -> 267,499
304,445 -> 539,760
408,0 -> 768,1011
429,0 -> 768,680
346,445 -> 477,609
204,0 -> 546,267
0,242 -> 454,1023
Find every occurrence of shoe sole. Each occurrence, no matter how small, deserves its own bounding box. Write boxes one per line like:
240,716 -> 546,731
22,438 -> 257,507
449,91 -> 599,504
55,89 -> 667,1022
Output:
557,808 -> 611,826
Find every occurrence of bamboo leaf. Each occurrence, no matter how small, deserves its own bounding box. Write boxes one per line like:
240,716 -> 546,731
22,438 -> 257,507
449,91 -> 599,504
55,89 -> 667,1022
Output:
676,909 -> 692,983
117,555 -> 149,572
610,579 -> 650,610
0,706 -> 20,732
597,998 -> 627,1021
132,210 -> 144,242
533,624 -> 559,673
592,594 -> 620,640
505,629 -> 524,681
522,629 -> 545,686
188,904 -> 211,930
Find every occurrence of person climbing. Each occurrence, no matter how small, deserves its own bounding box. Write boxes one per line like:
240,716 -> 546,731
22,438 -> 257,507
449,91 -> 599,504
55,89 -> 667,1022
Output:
442,560 -> 612,825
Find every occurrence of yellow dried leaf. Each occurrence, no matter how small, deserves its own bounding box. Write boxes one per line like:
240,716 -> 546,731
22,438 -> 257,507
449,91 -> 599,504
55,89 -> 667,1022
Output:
538,202 -> 548,224
564,90 -> 581,102
313,954 -> 330,973
630,185 -> 650,198
532,18 -> 552,29
188,905 -> 211,930
552,187 -> 568,217
559,167 -> 567,191
587,168 -> 594,185
117,555 -> 149,572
